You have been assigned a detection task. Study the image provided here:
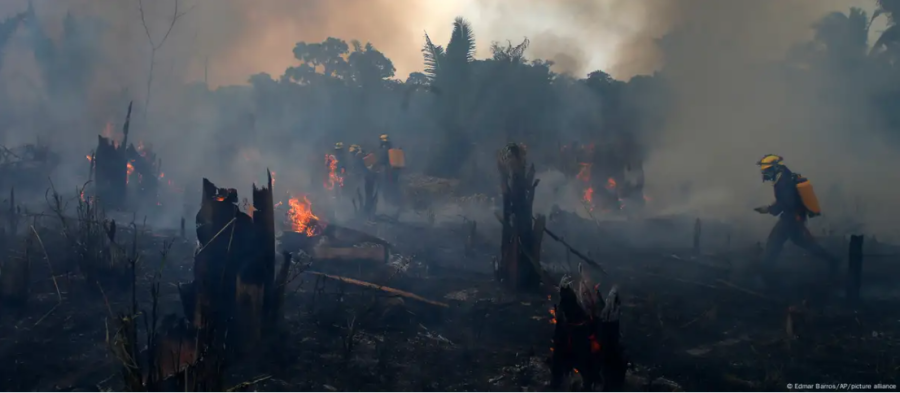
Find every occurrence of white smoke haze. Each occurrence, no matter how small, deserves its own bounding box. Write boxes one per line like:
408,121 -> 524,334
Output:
0,0 -> 894,239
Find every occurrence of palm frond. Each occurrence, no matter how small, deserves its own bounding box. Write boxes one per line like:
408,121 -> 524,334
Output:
422,32 -> 444,80
873,24 -> 900,52
446,17 -> 476,63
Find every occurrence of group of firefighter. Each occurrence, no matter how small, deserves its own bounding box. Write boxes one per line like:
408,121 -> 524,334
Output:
328,134 -> 405,205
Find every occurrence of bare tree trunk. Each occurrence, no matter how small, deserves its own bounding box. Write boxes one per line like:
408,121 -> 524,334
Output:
496,143 -> 542,292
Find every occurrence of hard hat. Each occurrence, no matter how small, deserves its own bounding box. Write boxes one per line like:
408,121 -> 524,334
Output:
379,134 -> 389,142
756,154 -> 783,170
349,144 -> 360,153
334,142 -> 344,150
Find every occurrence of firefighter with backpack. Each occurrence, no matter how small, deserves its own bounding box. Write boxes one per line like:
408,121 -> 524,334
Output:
753,154 -> 840,288
379,134 -> 405,206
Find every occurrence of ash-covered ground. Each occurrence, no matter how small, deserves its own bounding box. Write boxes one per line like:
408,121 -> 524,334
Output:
1,190 -> 898,392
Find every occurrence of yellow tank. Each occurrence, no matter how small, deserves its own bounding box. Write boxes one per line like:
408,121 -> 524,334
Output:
795,178 -> 821,215
388,148 -> 406,168
363,153 -> 378,167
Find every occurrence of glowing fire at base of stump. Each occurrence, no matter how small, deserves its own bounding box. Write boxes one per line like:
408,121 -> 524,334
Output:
549,270 -> 627,391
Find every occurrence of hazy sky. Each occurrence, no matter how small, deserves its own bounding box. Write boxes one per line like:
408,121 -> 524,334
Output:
0,0 -> 884,86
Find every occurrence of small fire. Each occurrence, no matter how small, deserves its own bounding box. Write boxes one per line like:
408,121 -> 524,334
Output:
287,195 -> 324,236
126,161 -> 135,183
549,308 -> 557,325
583,187 -> 594,208
324,154 -> 344,190
577,163 -> 594,208
605,177 -> 617,191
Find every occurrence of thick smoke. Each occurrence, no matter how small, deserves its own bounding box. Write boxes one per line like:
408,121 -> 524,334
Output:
609,0 -> 899,239
0,0 -> 895,238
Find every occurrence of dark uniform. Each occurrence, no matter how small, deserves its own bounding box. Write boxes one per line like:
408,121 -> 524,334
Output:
379,135 -> 401,205
756,156 -> 839,286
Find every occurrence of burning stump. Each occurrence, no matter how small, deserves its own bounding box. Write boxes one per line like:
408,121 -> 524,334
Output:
550,268 -> 627,391
496,143 -> 543,292
183,172 -> 289,353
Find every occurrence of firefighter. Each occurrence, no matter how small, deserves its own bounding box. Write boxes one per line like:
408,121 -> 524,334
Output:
753,154 -> 839,287
348,144 -> 365,174
332,142 -> 348,173
378,134 -> 403,205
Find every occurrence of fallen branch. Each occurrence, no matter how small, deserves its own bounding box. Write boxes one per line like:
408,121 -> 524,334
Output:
226,375 -> 271,392
305,271 -> 449,308
715,279 -> 777,302
493,211 -> 605,274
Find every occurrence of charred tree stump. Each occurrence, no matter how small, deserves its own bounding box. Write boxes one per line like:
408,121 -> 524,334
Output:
550,273 -> 627,391
496,143 -> 542,292
191,178 -> 254,331
94,102 -> 132,210
846,235 -> 863,303
186,172 -> 290,355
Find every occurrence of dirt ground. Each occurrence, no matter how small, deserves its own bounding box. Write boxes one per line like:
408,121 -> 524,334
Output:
1,210 -> 899,392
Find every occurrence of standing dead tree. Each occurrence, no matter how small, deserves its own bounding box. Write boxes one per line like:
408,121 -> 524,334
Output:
137,0 -> 189,121
496,143 -> 543,292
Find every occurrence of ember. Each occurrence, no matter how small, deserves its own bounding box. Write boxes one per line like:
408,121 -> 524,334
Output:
288,195 -> 325,236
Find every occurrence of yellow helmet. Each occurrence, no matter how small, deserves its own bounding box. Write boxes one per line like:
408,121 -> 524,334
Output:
757,154 -> 783,170
349,144 -> 360,153
334,142 -> 344,150
379,134 -> 389,142
757,154 -> 784,182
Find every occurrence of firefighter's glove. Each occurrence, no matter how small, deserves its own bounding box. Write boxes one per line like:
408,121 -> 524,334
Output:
753,206 -> 770,214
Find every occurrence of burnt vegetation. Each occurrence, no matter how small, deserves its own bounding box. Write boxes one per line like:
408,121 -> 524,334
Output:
2,2 -> 900,392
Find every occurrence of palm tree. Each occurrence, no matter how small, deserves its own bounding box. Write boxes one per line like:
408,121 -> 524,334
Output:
421,17 -> 478,177
871,0 -> 900,54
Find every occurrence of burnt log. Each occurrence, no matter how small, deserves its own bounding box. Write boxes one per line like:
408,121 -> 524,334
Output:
496,143 -> 542,292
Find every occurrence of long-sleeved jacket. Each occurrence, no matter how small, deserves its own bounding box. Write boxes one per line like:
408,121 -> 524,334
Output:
767,168 -> 808,221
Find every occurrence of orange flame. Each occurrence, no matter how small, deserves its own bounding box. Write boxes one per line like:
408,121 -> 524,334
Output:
577,163 -> 594,208
549,308 -> 557,324
126,161 -> 135,184
288,196 -> 324,236
324,154 -> 344,190
605,177 -> 617,190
